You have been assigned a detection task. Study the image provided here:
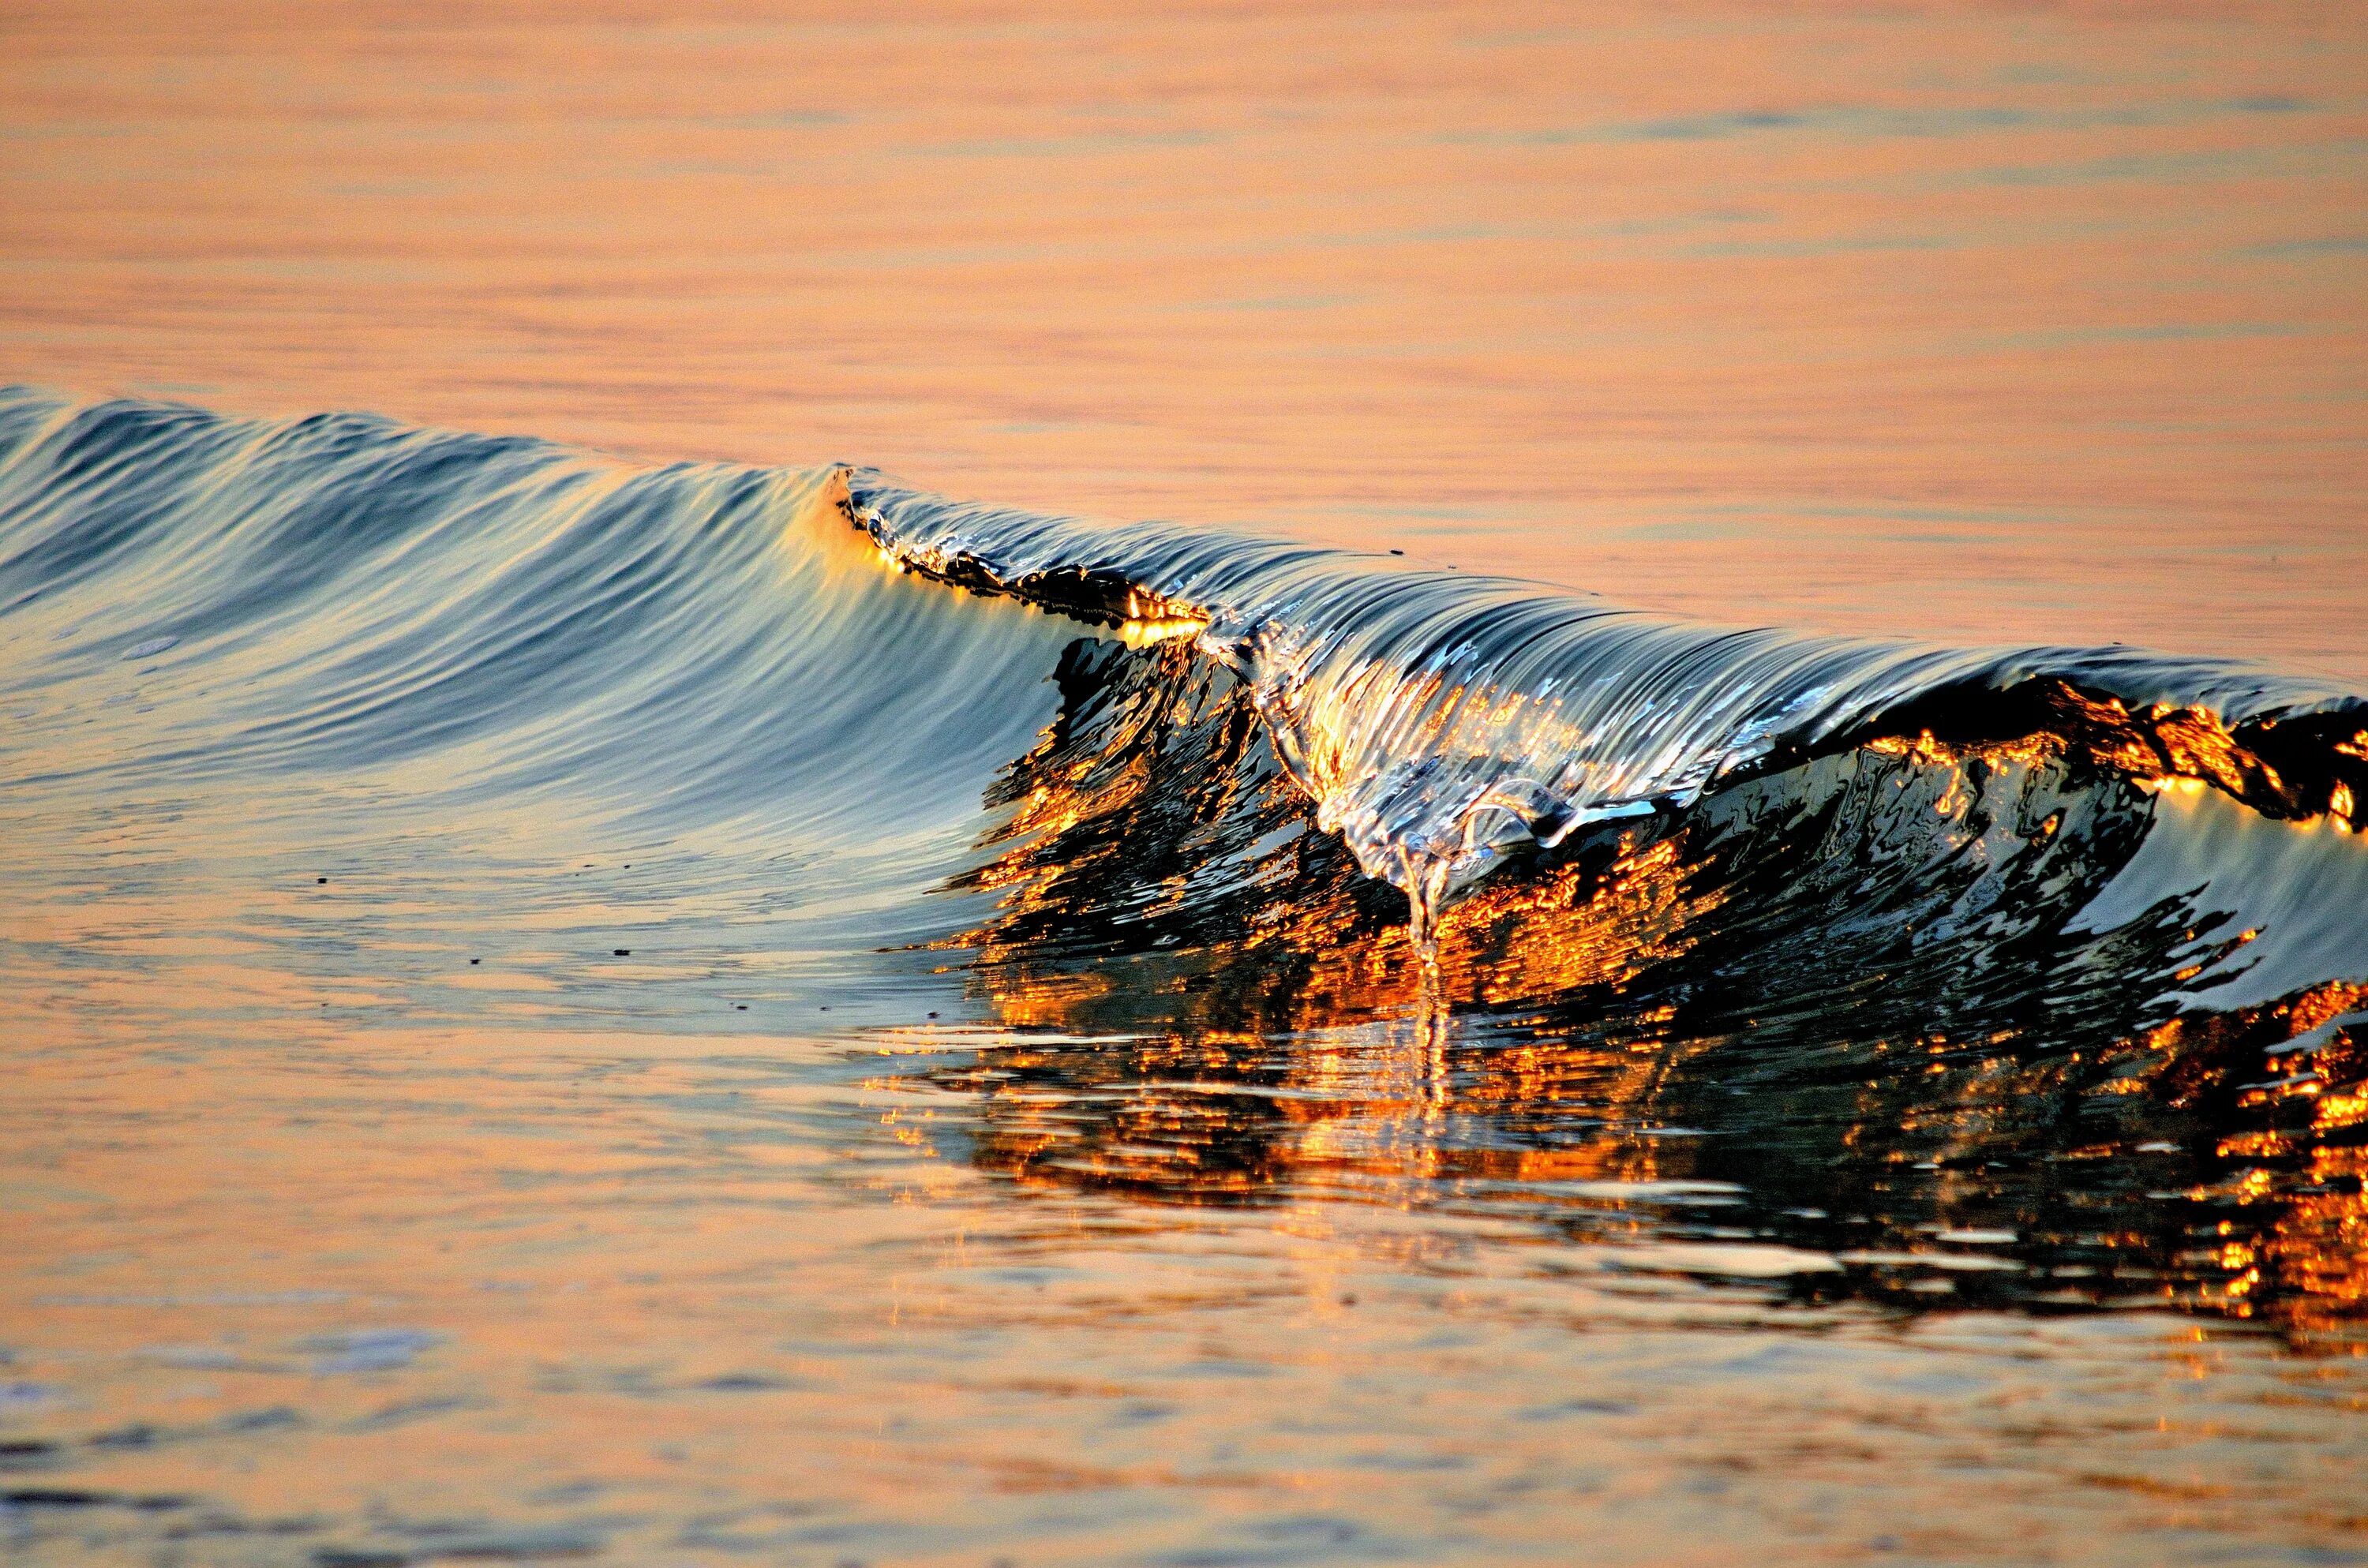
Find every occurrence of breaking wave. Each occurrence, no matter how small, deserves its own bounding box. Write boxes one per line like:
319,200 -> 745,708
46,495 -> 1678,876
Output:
6,387 -> 2366,1323
845,471 -> 2366,940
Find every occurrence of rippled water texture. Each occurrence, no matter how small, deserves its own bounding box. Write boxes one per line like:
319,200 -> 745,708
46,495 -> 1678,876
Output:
4,4 -> 2368,1566
3,1 -> 2366,674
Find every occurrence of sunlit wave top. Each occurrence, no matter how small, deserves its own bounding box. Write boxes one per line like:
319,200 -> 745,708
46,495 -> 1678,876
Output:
847,468 -> 2366,940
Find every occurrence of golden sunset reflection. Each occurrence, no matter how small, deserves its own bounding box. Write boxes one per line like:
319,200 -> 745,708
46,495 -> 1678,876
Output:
928,677 -> 2368,1333
7,1 -> 2368,675
5,1 -> 2368,1561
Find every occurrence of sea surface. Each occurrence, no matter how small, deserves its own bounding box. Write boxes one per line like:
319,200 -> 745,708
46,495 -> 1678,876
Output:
3,4 -> 2366,1566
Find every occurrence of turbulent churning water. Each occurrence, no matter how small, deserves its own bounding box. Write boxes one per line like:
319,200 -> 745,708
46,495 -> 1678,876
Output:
5,388 -> 2368,1565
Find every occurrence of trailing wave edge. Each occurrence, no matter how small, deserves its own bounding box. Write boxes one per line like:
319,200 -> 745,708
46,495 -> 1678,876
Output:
841,469 -> 2368,937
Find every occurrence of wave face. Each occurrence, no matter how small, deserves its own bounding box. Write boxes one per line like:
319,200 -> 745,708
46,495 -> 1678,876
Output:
6,387 -> 2368,1326
848,471 -> 2367,934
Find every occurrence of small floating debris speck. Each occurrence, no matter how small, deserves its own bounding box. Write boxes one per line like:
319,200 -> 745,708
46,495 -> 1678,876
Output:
468,959 -> 480,965
305,1328 -> 439,1375
122,635 -> 178,660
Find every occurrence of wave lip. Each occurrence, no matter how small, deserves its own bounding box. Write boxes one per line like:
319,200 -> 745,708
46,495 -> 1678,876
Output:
843,470 -> 2368,931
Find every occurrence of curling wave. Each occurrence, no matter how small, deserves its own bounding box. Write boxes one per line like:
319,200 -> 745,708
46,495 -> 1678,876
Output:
845,470 -> 2367,940
6,387 -> 2368,1323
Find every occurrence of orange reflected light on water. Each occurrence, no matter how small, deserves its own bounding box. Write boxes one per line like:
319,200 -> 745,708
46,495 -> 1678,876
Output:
2,0 -> 2365,672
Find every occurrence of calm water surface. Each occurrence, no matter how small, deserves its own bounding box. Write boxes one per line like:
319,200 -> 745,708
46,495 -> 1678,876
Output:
2,4 -> 2365,1565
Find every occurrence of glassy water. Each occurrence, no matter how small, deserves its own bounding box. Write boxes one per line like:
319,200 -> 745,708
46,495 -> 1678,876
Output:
2,5 -> 2365,1566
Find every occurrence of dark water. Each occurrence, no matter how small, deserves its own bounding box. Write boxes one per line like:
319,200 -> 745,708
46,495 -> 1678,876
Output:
3,390 -> 2366,1565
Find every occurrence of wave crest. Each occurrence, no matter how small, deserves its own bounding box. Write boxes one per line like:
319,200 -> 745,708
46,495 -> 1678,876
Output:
845,469 -> 2368,936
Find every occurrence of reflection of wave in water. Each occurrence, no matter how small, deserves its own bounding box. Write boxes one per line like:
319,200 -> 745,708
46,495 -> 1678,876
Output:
917,637 -> 2368,1327
4,388 -> 2365,1325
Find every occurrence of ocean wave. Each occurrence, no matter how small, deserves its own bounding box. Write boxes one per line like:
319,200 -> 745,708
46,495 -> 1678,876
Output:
846,469 -> 2366,941
7,387 -> 2367,1319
